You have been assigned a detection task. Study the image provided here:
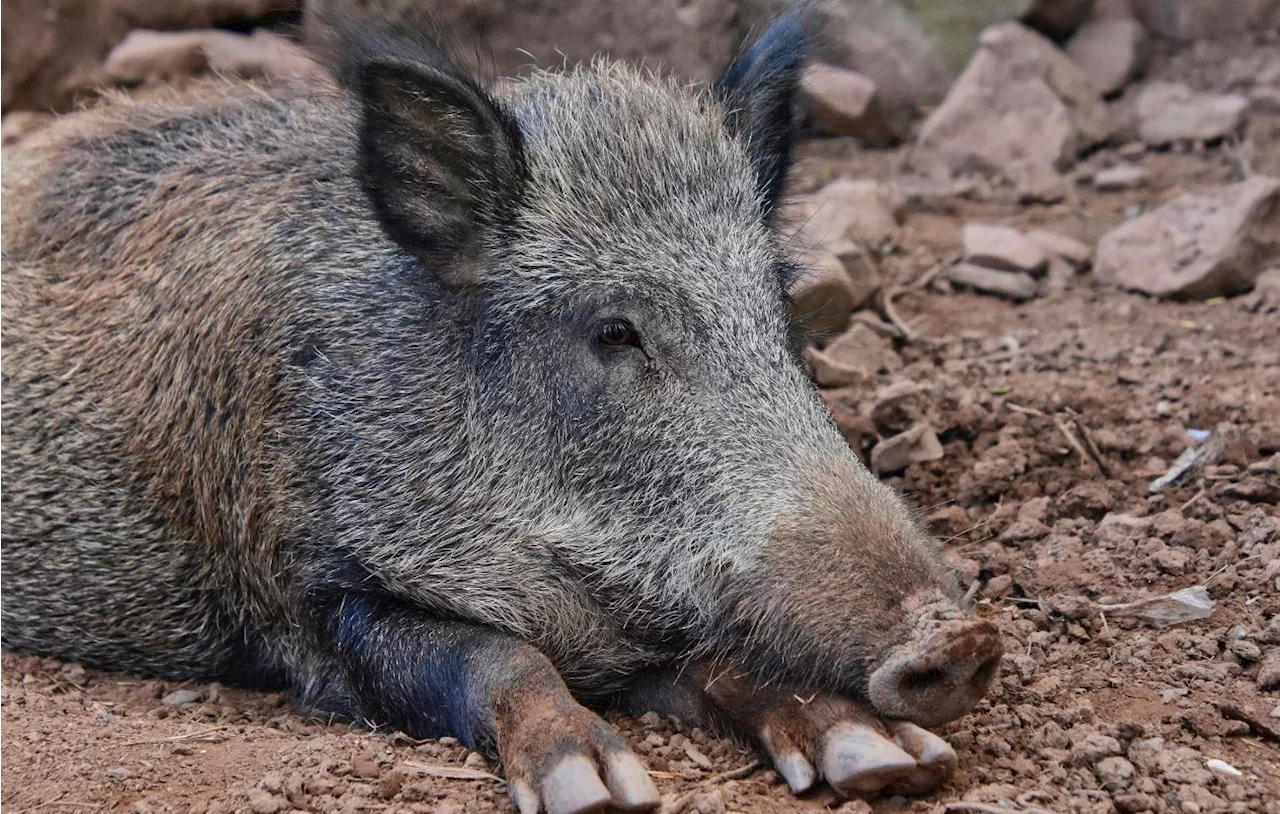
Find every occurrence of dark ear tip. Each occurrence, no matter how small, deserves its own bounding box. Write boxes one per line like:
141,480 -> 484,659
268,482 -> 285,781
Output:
716,8 -> 808,93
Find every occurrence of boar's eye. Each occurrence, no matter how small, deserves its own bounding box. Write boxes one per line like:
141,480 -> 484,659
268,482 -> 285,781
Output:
595,318 -> 641,349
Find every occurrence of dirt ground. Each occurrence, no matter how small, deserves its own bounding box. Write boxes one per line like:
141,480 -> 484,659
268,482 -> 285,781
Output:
3,29 -> 1279,814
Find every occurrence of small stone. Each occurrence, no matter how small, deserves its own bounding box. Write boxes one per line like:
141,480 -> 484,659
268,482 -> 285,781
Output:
1027,229 -> 1092,269
1227,638 -> 1262,663
462,752 -> 488,770
1094,756 -> 1136,790
1136,81 -> 1248,145
800,63 -> 899,146
161,688 -> 201,707
684,742 -> 714,770
107,765 -> 134,781
1071,733 -> 1122,764
437,736 -> 460,747
1066,18 -> 1149,95
870,424 -> 944,474
807,323 -> 901,387
1093,164 -> 1151,191
351,756 -> 381,779
248,791 -> 283,814
963,223 -> 1050,274
1152,546 -> 1191,575
1257,653 -> 1280,690
376,770 -> 406,800
947,263 -> 1038,301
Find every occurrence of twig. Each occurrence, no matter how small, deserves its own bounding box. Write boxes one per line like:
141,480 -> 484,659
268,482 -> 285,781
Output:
704,760 -> 760,785
1005,402 -> 1045,417
399,761 -> 504,783
880,287 -> 918,342
1179,488 -> 1207,514
121,727 -> 228,746
962,579 -> 982,606
1054,417 -> 1095,471
1065,410 -> 1112,478
910,262 -> 943,291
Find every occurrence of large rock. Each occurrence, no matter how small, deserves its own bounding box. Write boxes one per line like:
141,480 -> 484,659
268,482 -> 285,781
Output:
1094,177 -> 1280,299
1136,82 -> 1249,146
914,22 -> 1109,190
787,246 -> 882,337
1065,17 -> 1149,95
800,63 -> 900,146
2,0 -> 296,112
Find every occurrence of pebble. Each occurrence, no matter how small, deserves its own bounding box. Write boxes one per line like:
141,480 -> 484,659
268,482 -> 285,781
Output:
160,688 -> 201,707
247,790 -> 284,814
947,262 -> 1038,301
1256,653 -> 1280,690
1095,755 -> 1136,790
963,223 -> 1050,274
351,756 -> 381,779
1094,163 -> 1151,191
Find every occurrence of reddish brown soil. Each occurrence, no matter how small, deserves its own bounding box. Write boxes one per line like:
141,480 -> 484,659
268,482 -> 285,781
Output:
4,30 -> 1279,814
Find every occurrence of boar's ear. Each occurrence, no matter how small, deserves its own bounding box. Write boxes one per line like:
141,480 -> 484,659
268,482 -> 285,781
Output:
354,57 -> 525,286
714,10 -> 806,219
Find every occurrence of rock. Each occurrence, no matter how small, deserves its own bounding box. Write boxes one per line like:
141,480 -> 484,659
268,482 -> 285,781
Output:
870,424 -> 944,474
160,688 -> 200,706
963,224 -> 1050,274
1129,0 -> 1280,39
947,263 -> 1039,301
1094,177 -> 1280,299
1258,653 -> 1280,690
247,791 -> 283,814
1065,17 -> 1149,95
787,179 -> 905,256
1251,86 -> 1280,116
1022,0 -> 1097,40
352,756 -> 381,779
1151,545 -> 1190,575
1135,81 -> 1248,145
754,0 -> 955,127
1071,733 -> 1123,764
104,29 -> 324,86
1227,638 -> 1262,662
1027,229 -> 1092,269
800,63 -> 900,146
807,323 -> 901,387
915,22 -> 1108,187
1094,756 -> 1136,791
869,380 -> 926,434
961,225 -> 1042,275
2,0 -> 297,113
787,250 -> 877,337
1093,163 -> 1150,191
1,111 -> 54,145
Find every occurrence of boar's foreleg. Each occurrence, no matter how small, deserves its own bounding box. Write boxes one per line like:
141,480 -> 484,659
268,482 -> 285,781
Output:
312,592 -> 660,814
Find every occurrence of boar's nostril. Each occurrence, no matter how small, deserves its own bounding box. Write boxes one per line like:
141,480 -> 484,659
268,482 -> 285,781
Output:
900,667 -> 949,696
867,618 -> 1004,729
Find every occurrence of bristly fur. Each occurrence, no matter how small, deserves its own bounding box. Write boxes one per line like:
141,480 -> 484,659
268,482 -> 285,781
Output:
1,8 -> 965,744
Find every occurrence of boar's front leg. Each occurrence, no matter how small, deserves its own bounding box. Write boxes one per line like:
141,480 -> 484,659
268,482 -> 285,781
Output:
314,592 -> 660,814
619,664 -> 957,798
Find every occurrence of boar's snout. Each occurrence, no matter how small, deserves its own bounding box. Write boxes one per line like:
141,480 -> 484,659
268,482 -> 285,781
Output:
867,615 -> 1003,728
